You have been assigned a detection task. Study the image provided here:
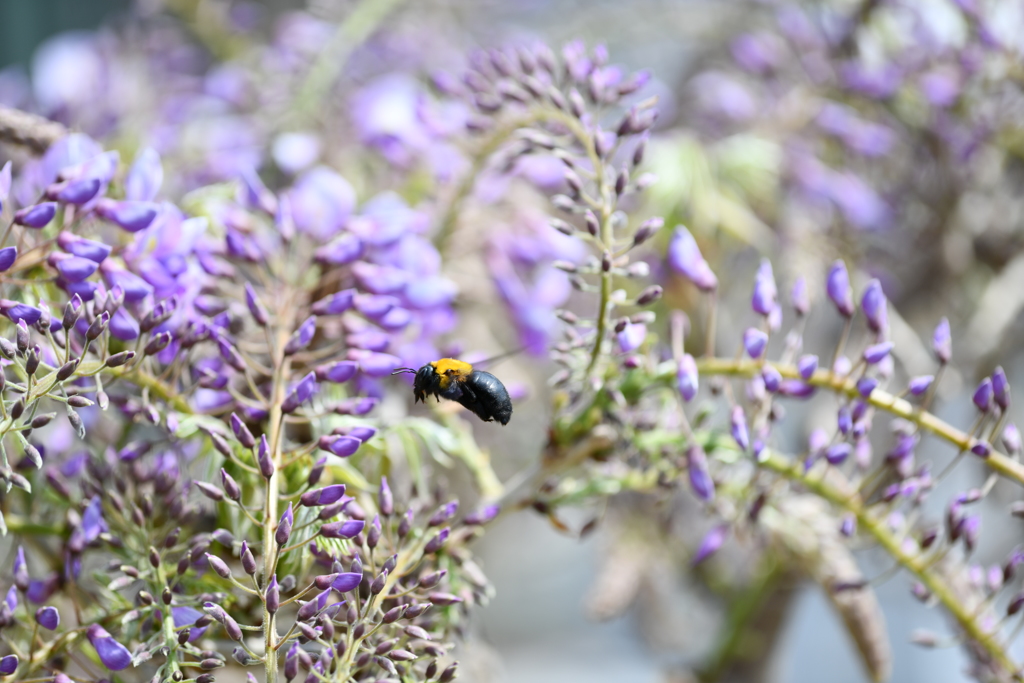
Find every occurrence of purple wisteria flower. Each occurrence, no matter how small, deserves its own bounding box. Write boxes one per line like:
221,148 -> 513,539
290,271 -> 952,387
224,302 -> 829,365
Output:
751,259 -> 777,316
798,354 -> 818,379
973,378 -> 993,413
301,484 -> 347,507
693,525 -> 729,565
617,323 -> 647,353
992,367 -> 1010,410
321,520 -> 365,539
0,300 -> 42,325
667,226 -> 718,291
13,202 -> 57,228
860,279 -> 888,334
863,341 -> 893,365
791,276 -> 809,316
1003,424 -> 1022,454
125,147 -> 162,201
730,406 -> 750,451
677,353 -> 699,401
465,504 -> 500,525
826,260 -> 854,317
687,444 -> 715,501
86,624 -> 132,671
743,328 -> 768,359
0,655 -> 17,676
36,606 -> 60,630
288,166 -> 356,241
0,247 -> 16,272
933,318 -> 951,363
282,372 -> 318,412
320,435 -> 362,458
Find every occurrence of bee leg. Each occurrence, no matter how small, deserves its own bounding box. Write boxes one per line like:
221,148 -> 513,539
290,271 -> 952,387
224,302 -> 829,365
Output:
457,383 -> 493,422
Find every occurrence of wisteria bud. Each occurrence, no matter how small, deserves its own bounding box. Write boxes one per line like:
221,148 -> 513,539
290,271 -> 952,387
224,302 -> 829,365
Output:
933,318 -> 951,364
266,576 -> 280,614
826,260 -> 854,317
104,351 -> 135,368
370,568 -> 389,595
632,217 -> 663,247
379,476 -> 394,516
636,285 -> 663,306
258,435 -> 274,478
992,366 -> 1010,410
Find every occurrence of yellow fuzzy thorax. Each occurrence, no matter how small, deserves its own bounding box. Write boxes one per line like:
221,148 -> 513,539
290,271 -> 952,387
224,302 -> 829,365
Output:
430,358 -> 473,389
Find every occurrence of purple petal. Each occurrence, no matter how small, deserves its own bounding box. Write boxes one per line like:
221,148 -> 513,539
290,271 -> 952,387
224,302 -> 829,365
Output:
96,199 -> 160,233
35,605 -> 59,630
863,341 -> 894,365
616,322 -> 646,353
933,318 -> 951,363
125,147 -> 163,201
58,232 -> 110,262
317,360 -> 358,383
827,260 -> 853,317
86,624 -> 132,671
314,233 -> 363,265
0,300 -> 42,324
331,572 -> 363,592
693,525 -> 728,565
289,166 -> 356,240
0,655 -> 17,676
353,351 -> 402,377
908,375 -> 934,396
108,308 -> 140,341
53,178 -> 101,205
321,520 -> 365,539
790,276 -> 809,315
677,353 -> 699,401
53,255 -> 98,282
0,247 -> 16,271
667,226 -> 717,291
751,259 -> 777,316
320,435 -> 362,458
743,328 -> 768,359
101,263 -> 153,302
14,202 -> 57,228
973,378 -> 993,413
797,354 -> 818,380
312,289 -> 356,315
860,279 -> 888,333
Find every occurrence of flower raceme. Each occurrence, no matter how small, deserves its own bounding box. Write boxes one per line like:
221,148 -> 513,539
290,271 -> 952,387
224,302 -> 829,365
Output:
0,19 -> 1020,683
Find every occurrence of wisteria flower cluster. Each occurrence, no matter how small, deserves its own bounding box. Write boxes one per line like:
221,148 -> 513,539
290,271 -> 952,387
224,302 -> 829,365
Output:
2,2 -> 1024,683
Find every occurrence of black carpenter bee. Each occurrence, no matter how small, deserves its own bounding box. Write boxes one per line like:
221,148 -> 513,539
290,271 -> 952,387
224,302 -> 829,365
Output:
392,358 -> 512,425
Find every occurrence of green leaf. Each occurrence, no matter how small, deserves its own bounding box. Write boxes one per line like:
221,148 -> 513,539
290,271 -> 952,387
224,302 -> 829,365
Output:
327,458 -> 372,491
174,414 -> 228,440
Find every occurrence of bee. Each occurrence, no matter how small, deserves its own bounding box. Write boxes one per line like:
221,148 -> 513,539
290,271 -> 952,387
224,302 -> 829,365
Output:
392,358 -> 512,425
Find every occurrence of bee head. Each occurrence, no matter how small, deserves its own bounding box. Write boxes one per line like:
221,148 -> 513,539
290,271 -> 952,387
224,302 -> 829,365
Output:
392,364 -> 442,403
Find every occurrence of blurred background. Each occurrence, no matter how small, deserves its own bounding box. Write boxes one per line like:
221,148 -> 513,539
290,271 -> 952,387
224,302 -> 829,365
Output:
3,1 -> 1024,682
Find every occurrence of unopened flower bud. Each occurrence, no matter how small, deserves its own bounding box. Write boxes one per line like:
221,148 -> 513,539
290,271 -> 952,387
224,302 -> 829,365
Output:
370,569 -> 388,595
636,285 -> 662,305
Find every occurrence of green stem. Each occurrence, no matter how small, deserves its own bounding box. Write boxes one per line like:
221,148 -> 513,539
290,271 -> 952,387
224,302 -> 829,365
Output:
260,281 -> 299,683
288,0 -> 406,125
759,448 -> 1017,675
689,357 -> 1024,488
158,574 -> 179,677
697,558 -> 793,683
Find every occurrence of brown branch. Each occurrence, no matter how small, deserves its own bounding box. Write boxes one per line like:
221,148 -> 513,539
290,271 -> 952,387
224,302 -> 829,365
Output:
0,105 -> 67,154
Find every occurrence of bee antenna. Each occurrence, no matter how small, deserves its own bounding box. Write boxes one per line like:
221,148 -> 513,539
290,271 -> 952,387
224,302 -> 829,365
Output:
473,346 -> 528,368
391,368 -> 418,376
